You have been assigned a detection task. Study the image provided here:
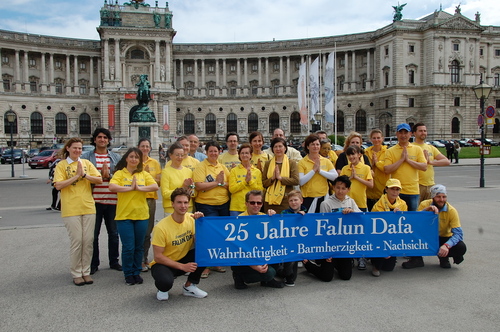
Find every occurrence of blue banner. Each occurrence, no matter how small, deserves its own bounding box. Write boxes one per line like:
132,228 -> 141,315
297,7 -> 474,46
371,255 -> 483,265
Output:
195,211 -> 439,266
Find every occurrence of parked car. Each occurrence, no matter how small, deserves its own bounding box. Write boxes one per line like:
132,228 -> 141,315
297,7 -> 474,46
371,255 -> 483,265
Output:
430,141 -> 445,148
29,149 -> 58,169
458,139 -> 472,147
82,145 -> 95,152
27,148 -> 40,158
476,138 -> 499,146
111,145 -> 128,152
0,149 -> 26,164
467,139 -> 481,146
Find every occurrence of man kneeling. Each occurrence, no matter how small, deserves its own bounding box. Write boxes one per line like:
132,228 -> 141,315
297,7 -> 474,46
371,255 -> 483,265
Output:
231,190 -> 284,289
150,188 -> 207,301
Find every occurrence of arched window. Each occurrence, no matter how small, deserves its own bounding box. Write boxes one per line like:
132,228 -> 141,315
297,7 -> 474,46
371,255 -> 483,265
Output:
30,112 -> 43,134
494,118 -> 500,134
451,117 -> 460,134
355,110 -> 367,132
227,113 -> 237,133
385,124 -> 391,137
183,113 -> 195,134
451,60 -> 460,83
290,112 -> 301,134
269,112 -> 280,133
79,113 -> 91,135
55,112 -> 67,135
130,49 -> 145,60
205,113 -> 216,134
337,110 -> 345,133
3,112 -> 18,134
248,113 -> 258,133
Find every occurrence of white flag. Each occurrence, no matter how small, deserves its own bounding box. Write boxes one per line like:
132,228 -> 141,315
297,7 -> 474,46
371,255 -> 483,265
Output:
324,52 -> 335,124
309,57 -> 319,121
298,62 -> 308,125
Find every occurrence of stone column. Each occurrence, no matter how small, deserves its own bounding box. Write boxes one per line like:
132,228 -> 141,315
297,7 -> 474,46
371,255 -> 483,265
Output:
201,59 -> 206,96
103,39 -> 109,80
0,48 -> 3,92
74,56 -> 79,94
194,59 -> 198,96
97,58 -> 101,89
222,58 -> 227,96
155,40 -> 160,82
351,50 -> 356,91
279,56 -> 283,95
66,55 -> 71,94
49,53 -> 54,94
344,52 -> 349,91
114,39 -> 120,81
243,58 -> 248,94
23,51 -> 29,89
165,42 -> 172,87
89,57 -> 94,95
40,53 -> 47,92
257,58 -> 262,95
265,57 -> 269,94
367,49 -> 371,90
215,59 -> 220,96
236,58 -> 241,94
14,50 -> 20,90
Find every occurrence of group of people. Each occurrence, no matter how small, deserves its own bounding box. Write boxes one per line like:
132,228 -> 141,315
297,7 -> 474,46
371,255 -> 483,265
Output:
52,123 -> 466,301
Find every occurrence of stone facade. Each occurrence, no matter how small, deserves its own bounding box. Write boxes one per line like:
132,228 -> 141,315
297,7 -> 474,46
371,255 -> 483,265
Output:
1,3 -> 500,149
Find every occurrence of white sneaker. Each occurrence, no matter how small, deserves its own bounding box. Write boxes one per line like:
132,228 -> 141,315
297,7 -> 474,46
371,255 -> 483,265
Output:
183,284 -> 208,298
157,290 -> 169,301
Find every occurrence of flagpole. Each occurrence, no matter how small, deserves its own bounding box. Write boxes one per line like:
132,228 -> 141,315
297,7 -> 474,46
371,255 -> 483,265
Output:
334,43 -> 337,145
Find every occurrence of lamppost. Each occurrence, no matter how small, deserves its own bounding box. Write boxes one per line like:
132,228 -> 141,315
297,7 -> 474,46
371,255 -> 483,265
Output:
6,110 -> 16,178
473,81 -> 492,188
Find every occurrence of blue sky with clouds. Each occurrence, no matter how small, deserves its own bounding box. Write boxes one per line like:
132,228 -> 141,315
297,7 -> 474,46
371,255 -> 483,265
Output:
0,0 -> 498,43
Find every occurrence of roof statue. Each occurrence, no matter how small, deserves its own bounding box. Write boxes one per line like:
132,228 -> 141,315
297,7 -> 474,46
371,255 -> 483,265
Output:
393,3 -> 407,22
124,0 -> 150,9
455,4 -> 461,14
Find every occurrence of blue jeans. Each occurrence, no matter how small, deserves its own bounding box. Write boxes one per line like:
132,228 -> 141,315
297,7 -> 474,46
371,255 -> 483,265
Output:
229,211 -> 242,217
116,219 -> 148,277
399,194 -> 420,211
92,203 -> 119,268
196,201 -> 230,217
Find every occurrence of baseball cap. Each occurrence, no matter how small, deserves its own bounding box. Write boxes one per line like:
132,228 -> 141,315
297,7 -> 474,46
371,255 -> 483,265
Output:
397,123 -> 411,132
386,178 -> 402,189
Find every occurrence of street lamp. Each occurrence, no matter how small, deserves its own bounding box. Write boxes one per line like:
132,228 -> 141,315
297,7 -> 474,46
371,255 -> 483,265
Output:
6,110 -> 16,178
473,81 -> 492,188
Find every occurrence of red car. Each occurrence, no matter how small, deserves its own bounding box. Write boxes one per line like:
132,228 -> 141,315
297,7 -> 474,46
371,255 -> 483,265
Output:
29,149 -> 58,169
467,139 -> 481,146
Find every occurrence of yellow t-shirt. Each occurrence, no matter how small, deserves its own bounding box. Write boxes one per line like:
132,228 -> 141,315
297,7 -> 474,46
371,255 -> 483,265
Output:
229,164 -> 263,212
160,166 -> 194,214
365,145 -> 390,200
110,168 -> 156,220
250,152 -> 270,169
218,152 -> 241,171
193,159 -> 230,205
340,162 -> 372,209
372,194 -> 408,212
384,143 -> 425,195
166,155 -> 199,172
298,155 -> 335,197
328,150 -> 338,165
143,156 -> 161,199
413,143 -> 441,186
150,214 -> 195,264
238,211 -> 265,216
54,158 -> 101,218
418,199 -> 461,237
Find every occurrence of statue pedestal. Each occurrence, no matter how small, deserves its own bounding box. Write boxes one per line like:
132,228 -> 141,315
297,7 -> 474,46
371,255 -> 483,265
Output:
128,122 -> 161,157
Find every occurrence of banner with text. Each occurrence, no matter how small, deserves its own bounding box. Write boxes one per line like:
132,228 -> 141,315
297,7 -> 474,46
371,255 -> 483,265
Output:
195,212 -> 439,266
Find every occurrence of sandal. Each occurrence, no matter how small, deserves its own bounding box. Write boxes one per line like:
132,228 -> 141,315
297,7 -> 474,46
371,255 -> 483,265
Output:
201,268 -> 210,279
210,266 -> 226,273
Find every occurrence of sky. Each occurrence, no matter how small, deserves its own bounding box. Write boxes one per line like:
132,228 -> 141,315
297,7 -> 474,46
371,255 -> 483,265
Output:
0,0 -> 499,43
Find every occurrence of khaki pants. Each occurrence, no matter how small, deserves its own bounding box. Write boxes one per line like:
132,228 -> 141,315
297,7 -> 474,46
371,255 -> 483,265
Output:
419,184 -> 432,203
63,214 -> 95,278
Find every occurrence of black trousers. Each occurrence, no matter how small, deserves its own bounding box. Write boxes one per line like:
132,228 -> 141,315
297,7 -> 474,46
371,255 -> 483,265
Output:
440,236 -> 467,262
151,249 -> 205,292
304,258 -> 352,282
371,257 -> 397,271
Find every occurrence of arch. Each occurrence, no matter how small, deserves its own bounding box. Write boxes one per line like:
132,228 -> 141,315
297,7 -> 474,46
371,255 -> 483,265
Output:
79,113 -> 91,135
248,112 -> 258,133
379,112 -> 393,136
451,117 -> 460,134
494,118 -> 500,134
290,111 -> 301,134
205,113 -> 216,134
337,110 -> 345,133
227,113 -> 237,133
269,112 -> 280,133
3,111 -> 18,135
184,113 -> 195,134
55,112 -> 67,135
30,111 -> 43,135
355,109 -> 367,132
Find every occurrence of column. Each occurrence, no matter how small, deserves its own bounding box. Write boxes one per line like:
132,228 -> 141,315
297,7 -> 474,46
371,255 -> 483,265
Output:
122,62 -> 126,87
244,58 -> 248,94
74,56 -> 79,94
344,52 -> 349,91
66,55 -> 71,94
165,42 -> 171,87
24,51 -> 29,89
180,59 -> 185,96
257,58 -> 262,95
155,40 -> 160,82
97,58 -> 102,89
14,50 -> 20,91
366,49 -> 371,90
114,39 -> 120,81
0,48 -> 3,92
49,53 -> 54,94
40,53 -> 47,92
201,59 -> 206,96
351,50 -> 356,91
222,58 -> 227,96
236,58 -> 241,87
286,56 -> 291,94
279,56 -> 283,95
265,57 -> 270,94
89,57 -> 94,95
193,59 -> 198,96
215,59 -> 220,96
103,39 -> 109,80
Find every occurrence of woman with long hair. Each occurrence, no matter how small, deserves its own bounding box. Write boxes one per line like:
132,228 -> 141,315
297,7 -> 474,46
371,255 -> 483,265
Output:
262,137 -> 299,214
249,131 -> 270,171
335,131 -> 371,174
53,137 -> 102,286
109,148 -> 159,285
137,138 -> 161,272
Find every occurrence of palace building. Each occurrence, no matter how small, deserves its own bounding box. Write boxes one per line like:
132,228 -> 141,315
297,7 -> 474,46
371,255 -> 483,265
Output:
1,1 -> 500,149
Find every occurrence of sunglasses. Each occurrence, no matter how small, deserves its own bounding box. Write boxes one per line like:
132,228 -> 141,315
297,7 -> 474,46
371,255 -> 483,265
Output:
248,201 -> 263,206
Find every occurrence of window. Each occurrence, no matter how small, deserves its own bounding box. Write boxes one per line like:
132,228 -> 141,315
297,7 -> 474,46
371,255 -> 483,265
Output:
384,46 -> 389,56
408,98 -> 415,107
79,113 -> 91,135
184,113 -> 195,134
337,110 -> 345,133
271,79 -> 280,95
495,50 -> 500,57
295,62 -> 300,71
79,84 -> 87,95
454,97 -> 461,107
207,82 -> 215,96
494,118 -> 499,134
229,64 -> 236,73
29,112 -> 43,134
55,112 -> 68,135
228,81 -> 237,96
29,58 -> 36,67
497,99 -> 500,109
495,73 -> 500,87
207,64 -> 215,74
409,70 -> 415,84
55,83 -> 63,94
30,81 -> 37,92
251,63 -> 258,72
1,56 -> 8,64
185,82 -> 194,96
227,113 -> 237,133
269,112 -> 280,133
205,113 -> 216,134
453,43 -> 459,51
355,110 -> 367,132
55,60 -> 62,68
186,65 -> 193,73
79,62 -> 86,70
290,112 -> 301,134
250,80 -> 258,96
273,62 -> 280,72
451,60 -> 460,83
339,58 -> 345,67
130,49 -> 145,59
248,113 -> 258,132
385,99 -> 389,108
385,72 -> 389,86
480,48 -> 484,56
451,117 -> 460,134
4,112 -> 18,134
409,44 -> 415,53
3,78 -> 11,91
338,76 -> 344,91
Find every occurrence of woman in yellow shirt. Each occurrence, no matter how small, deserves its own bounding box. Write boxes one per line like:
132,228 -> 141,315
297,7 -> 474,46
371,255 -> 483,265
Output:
365,129 -> 389,211
109,148 -> 158,286
249,131 -> 270,171
138,138 -> 161,272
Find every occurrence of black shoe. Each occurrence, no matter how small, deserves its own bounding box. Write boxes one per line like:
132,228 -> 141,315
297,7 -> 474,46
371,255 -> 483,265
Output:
110,264 -> 122,271
125,276 -> 135,285
133,275 -> 143,284
232,272 -> 248,289
90,266 -> 98,275
439,257 -> 451,269
453,255 -> 464,265
284,277 -> 295,287
402,257 -> 424,269
260,279 -> 285,288
46,207 -> 53,211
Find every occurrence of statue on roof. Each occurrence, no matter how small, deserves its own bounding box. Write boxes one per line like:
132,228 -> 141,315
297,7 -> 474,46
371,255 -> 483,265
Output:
392,3 -> 407,22
455,4 -> 461,15
475,11 -> 481,24
124,0 -> 150,10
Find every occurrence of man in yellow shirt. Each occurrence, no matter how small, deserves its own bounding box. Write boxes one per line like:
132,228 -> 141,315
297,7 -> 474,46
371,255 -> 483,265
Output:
411,123 -> 450,202
218,132 -> 241,170
264,128 -> 303,163
384,123 -> 427,211
150,188 -> 207,301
